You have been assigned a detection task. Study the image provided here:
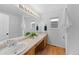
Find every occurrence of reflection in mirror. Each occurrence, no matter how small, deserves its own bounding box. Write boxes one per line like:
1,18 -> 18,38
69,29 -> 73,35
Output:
22,16 -> 37,35
31,21 -> 36,32
0,13 -> 9,41
0,4 -> 40,42
0,12 -> 22,41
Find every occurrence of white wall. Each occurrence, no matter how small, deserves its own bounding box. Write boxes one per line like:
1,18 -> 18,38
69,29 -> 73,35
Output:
39,5 -> 66,48
67,4 -> 79,55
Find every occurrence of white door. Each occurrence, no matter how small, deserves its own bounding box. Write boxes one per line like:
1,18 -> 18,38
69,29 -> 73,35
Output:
0,13 -> 9,41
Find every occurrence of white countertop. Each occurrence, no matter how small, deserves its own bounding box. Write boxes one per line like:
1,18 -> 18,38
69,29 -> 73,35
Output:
0,33 -> 47,55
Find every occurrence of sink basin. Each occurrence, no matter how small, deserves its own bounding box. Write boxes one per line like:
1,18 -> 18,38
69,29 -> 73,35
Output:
0,43 -> 27,55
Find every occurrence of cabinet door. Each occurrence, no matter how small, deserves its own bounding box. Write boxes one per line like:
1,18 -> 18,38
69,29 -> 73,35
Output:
0,13 -> 9,41
44,35 -> 48,48
35,35 -> 48,53
25,47 -> 35,55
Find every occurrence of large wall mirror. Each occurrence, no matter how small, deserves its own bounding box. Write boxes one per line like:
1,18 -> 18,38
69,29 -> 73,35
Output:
0,4 -> 40,42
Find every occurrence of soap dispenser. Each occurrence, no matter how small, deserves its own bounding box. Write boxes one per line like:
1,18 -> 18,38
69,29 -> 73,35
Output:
44,24 -> 47,31
36,24 -> 39,32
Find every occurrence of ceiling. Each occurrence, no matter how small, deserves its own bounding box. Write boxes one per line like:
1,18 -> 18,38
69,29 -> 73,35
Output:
0,4 -> 23,16
0,4 -> 36,19
0,4 -> 67,19
30,4 -> 66,14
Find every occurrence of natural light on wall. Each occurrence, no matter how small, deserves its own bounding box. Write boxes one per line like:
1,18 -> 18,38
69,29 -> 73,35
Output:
50,18 -> 59,22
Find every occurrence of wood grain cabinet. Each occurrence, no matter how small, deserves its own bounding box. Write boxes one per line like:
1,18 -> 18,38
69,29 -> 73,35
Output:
25,47 -> 35,55
44,35 -> 48,48
24,34 -> 48,55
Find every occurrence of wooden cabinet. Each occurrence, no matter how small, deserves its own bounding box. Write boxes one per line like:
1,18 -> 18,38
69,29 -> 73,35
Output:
24,47 -> 35,55
44,35 -> 48,48
35,40 -> 44,53
35,35 -> 48,54
24,34 -> 48,55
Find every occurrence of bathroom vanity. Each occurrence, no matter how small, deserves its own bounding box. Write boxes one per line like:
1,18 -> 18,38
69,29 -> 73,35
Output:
0,33 -> 48,55
22,33 -> 48,55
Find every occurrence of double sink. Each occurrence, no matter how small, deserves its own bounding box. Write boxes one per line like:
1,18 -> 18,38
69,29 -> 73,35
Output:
0,32 -> 44,55
0,36 -> 30,55
0,42 -> 28,55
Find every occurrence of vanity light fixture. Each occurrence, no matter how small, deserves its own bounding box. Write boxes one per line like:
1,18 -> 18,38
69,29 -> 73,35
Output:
31,22 -> 35,24
17,4 -> 39,18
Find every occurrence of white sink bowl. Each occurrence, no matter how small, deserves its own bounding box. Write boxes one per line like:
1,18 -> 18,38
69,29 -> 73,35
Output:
0,43 -> 28,55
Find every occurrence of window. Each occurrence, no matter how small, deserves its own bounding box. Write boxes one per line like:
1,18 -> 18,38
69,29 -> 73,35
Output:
50,18 -> 59,28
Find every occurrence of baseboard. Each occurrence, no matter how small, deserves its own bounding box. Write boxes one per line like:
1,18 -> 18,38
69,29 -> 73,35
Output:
48,43 -> 65,49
